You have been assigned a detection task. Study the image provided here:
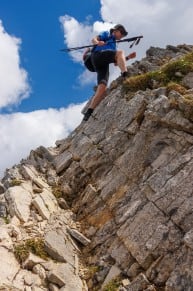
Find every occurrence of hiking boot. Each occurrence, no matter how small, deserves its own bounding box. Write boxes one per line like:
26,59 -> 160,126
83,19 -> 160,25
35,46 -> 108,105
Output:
121,71 -> 129,79
83,108 -> 93,121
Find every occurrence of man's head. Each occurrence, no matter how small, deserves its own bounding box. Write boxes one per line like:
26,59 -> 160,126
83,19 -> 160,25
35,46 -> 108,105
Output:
110,24 -> 128,38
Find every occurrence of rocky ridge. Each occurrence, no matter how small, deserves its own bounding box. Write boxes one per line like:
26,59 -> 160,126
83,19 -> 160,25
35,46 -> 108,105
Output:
0,44 -> 193,290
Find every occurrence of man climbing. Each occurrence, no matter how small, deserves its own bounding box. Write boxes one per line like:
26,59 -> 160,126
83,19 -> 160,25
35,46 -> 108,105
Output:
83,24 -> 136,121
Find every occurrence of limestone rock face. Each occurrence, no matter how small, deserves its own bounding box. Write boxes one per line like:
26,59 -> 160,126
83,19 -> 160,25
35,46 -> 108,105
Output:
0,247 -> 20,285
5,184 -> 32,222
1,44 -> 193,290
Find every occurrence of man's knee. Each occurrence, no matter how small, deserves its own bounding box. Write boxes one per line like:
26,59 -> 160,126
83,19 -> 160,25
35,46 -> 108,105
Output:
116,50 -> 125,58
98,80 -> 108,86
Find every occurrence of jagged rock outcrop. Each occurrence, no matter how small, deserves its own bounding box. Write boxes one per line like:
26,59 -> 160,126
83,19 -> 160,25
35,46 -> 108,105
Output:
0,164 -> 88,290
1,44 -> 193,290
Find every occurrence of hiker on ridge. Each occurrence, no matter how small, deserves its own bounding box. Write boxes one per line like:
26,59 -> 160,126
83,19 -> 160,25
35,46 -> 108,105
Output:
83,24 -> 136,121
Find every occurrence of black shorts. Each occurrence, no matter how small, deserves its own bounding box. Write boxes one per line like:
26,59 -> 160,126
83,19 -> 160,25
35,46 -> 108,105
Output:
91,50 -> 116,85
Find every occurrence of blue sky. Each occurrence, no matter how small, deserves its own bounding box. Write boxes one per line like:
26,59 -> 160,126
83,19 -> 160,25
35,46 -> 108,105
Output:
0,0 -> 193,177
0,0 -> 101,113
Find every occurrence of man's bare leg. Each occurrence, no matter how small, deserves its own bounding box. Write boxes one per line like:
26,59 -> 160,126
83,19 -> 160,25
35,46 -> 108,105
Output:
89,83 -> 106,109
116,50 -> 127,73
83,83 -> 106,121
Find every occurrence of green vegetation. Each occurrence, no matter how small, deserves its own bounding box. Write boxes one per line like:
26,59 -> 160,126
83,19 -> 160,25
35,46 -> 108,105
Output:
3,217 -> 10,224
103,276 -> 122,291
162,52 -> 193,81
84,265 -> 101,280
123,70 -> 165,92
123,51 -> 193,93
52,185 -> 63,198
166,82 -> 187,95
182,93 -> 193,105
10,179 -> 22,186
14,238 -> 48,263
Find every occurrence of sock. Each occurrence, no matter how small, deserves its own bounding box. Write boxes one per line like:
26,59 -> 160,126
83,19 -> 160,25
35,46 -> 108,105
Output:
86,108 -> 94,114
83,108 -> 94,121
122,71 -> 128,77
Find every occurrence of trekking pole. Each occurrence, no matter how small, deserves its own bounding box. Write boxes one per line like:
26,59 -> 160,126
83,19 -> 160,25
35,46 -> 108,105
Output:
60,35 -> 143,52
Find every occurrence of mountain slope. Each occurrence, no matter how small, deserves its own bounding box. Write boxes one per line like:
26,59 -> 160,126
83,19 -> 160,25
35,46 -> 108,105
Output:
1,44 -> 193,290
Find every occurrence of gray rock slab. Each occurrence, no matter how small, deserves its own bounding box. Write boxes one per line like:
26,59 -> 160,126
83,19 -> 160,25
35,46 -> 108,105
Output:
32,195 -> 50,220
54,151 -> 73,174
67,228 -> 91,246
48,263 -> 83,291
45,230 -> 75,265
0,247 -> 20,284
5,185 -> 32,222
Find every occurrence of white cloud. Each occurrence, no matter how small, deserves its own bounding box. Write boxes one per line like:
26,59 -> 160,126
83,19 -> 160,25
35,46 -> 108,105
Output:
0,103 -> 86,178
0,19 -> 88,179
0,21 -> 30,109
1,0 -> 193,178
100,0 -> 169,26
99,0 -> 193,56
59,15 -> 94,63
60,0 -> 193,84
